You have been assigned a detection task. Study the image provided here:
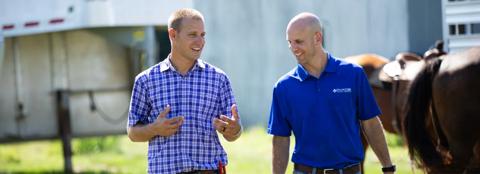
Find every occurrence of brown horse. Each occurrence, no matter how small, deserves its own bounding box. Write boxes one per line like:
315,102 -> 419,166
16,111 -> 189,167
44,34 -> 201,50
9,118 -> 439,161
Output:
345,54 -> 396,134
379,52 -> 423,135
378,41 -> 447,137
346,52 -> 427,173
403,47 -> 480,173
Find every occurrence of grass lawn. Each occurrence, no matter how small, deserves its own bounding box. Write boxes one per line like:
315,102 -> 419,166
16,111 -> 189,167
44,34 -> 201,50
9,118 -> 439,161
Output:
0,127 -> 422,174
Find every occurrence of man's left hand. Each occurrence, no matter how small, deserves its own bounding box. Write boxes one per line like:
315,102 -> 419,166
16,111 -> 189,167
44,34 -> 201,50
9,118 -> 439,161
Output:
213,104 -> 241,139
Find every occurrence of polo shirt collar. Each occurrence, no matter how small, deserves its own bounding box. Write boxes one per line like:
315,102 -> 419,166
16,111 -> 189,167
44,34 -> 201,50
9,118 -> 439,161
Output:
324,53 -> 338,73
159,54 -> 205,72
294,53 -> 339,81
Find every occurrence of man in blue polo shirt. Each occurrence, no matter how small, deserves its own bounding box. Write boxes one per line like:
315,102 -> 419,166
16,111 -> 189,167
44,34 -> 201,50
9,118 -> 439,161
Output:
268,13 -> 395,174
127,8 -> 242,174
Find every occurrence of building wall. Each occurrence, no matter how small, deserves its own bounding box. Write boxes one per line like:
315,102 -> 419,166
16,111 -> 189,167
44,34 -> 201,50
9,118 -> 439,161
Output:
408,0 -> 443,55
442,0 -> 480,53
194,0 -> 441,127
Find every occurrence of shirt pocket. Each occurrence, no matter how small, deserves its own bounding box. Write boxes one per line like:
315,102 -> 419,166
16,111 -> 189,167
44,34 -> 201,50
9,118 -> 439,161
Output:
194,88 -> 219,131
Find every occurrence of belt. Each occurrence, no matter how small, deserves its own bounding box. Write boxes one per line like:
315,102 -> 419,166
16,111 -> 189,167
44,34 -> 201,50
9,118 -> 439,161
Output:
178,170 -> 218,174
294,163 -> 361,174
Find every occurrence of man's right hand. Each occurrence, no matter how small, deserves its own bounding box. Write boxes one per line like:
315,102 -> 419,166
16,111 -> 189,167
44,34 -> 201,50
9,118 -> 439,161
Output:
148,105 -> 184,137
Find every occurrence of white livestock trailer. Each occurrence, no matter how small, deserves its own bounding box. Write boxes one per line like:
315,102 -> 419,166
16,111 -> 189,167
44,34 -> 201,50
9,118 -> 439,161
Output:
442,0 -> 480,52
0,0 -> 192,172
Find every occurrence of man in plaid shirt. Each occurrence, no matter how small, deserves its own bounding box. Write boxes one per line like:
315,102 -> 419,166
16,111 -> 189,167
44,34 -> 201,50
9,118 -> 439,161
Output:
127,8 -> 242,174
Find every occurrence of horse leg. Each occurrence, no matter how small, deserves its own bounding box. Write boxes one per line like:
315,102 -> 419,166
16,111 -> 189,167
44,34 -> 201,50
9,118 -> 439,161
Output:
463,140 -> 480,174
446,141 -> 475,173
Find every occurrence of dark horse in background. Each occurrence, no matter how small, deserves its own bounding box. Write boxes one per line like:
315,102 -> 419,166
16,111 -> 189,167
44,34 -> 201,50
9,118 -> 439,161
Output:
344,44 -> 448,172
346,53 -> 424,173
404,46 -> 480,173
346,52 -> 424,135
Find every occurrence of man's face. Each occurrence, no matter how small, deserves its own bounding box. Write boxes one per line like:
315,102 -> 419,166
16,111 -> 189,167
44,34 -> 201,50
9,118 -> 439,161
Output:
172,17 -> 205,61
286,25 -> 317,65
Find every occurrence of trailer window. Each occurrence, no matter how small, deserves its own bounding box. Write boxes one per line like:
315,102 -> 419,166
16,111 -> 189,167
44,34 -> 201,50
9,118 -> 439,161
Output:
449,24 -> 456,35
458,24 -> 466,35
471,23 -> 480,34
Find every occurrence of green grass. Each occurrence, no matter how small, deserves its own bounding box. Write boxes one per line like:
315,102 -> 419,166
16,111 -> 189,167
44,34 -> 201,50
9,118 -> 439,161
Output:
0,127 -> 422,174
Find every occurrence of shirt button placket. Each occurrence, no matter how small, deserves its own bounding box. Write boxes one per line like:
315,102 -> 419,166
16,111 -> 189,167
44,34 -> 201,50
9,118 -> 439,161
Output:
316,78 -> 322,92
181,75 -> 187,117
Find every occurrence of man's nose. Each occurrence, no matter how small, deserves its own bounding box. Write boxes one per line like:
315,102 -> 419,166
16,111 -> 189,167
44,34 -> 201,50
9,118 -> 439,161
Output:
289,43 -> 298,51
195,36 -> 204,42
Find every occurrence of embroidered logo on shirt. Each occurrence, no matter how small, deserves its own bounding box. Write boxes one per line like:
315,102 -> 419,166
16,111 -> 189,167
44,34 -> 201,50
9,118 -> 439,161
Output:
332,88 -> 352,93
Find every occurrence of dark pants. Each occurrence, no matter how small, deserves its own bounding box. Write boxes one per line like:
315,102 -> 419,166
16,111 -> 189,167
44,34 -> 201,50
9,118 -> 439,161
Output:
178,170 -> 219,174
293,163 -> 361,174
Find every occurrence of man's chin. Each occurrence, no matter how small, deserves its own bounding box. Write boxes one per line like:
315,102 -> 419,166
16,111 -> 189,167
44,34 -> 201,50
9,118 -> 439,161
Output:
192,51 -> 202,57
190,54 -> 201,60
295,57 -> 304,63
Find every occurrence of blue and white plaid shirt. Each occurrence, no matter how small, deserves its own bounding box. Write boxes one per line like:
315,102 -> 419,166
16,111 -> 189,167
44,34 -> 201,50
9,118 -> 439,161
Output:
128,56 -> 236,174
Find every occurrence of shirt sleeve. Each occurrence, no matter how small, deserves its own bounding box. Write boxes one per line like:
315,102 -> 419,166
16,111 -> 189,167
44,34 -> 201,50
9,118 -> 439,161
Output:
267,85 -> 292,136
356,68 -> 382,120
127,75 -> 151,127
219,74 -> 236,118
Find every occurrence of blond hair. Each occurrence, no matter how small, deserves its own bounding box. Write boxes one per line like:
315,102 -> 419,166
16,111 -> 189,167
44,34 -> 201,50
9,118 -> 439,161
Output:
168,8 -> 204,31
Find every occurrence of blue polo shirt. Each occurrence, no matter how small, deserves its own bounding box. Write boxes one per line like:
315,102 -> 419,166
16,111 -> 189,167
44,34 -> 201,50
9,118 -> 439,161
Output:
267,53 -> 381,169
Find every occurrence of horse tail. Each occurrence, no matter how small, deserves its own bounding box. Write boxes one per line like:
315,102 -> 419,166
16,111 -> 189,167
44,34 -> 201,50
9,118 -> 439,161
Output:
404,58 -> 444,167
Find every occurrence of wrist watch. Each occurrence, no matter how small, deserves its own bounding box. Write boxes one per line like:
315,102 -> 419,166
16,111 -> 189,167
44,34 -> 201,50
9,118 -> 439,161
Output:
382,165 -> 396,172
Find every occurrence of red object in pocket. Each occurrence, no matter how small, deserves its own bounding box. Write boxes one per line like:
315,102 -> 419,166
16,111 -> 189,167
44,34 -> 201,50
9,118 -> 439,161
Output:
218,160 -> 226,174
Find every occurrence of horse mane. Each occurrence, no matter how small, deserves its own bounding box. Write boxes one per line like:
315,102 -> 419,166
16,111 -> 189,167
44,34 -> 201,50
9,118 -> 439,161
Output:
424,40 -> 447,60
404,58 -> 445,169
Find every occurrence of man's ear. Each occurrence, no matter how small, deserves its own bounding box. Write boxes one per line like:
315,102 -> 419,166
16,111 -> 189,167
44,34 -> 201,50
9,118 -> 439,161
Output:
314,31 -> 323,45
168,28 -> 176,40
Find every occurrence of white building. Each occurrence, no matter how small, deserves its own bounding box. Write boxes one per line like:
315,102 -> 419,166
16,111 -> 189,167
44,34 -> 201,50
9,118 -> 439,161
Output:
442,0 -> 480,52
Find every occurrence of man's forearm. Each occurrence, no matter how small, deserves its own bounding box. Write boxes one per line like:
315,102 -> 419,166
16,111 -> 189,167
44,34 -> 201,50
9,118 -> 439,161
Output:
272,136 -> 290,174
127,124 -> 156,142
361,116 -> 393,167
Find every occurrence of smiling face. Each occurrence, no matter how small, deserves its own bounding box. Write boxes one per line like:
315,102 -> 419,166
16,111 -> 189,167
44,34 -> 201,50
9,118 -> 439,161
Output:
286,13 -> 323,66
287,25 -> 317,65
170,17 -> 205,62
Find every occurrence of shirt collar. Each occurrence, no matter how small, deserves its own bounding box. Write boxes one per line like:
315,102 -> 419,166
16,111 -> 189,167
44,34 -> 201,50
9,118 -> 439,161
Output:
293,53 -> 339,81
159,54 -> 205,72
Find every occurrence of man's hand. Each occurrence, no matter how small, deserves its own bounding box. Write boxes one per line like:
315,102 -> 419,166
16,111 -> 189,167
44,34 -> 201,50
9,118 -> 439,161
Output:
213,104 -> 242,141
148,105 -> 184,137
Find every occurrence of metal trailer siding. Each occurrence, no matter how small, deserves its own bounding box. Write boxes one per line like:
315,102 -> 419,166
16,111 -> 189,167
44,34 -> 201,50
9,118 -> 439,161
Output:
442,0 -> 480,53
0,30 -> 133,142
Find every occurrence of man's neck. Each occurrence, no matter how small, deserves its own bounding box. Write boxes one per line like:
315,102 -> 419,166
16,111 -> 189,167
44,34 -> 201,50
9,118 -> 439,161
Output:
170,53 -> 196,75
303,50 -> 327,78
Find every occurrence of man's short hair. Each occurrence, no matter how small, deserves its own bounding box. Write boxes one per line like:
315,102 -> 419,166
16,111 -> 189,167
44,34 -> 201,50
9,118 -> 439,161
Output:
168,8 -> 204,31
